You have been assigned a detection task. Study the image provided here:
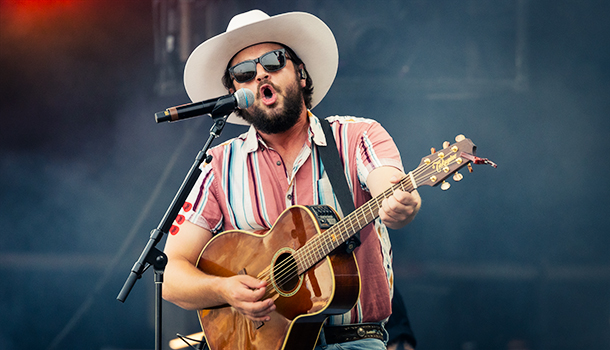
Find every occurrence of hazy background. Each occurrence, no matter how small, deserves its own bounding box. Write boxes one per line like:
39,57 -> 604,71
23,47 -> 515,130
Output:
1,0 -> 608,349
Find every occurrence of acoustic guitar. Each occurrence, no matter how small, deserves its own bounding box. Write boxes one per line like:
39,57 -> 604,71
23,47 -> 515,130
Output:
195,137 -> 495,350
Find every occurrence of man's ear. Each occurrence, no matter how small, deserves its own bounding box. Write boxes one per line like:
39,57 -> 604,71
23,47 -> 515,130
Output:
299,64 -> 307,87
228,87 -> 235,94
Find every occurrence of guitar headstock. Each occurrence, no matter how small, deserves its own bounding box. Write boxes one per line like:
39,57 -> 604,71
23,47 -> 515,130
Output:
413,136 -> 477,189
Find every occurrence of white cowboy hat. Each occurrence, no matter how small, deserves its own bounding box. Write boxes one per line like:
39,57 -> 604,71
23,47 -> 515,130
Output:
183,9 -> 339,125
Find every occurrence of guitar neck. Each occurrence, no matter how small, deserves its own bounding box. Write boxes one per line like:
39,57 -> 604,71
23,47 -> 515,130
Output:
293,173 -> 417,274
292,137 -> 481,274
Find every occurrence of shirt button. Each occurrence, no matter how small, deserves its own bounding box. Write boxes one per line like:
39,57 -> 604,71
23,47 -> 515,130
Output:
276,161 -> 282,166
287,194 -> 292,200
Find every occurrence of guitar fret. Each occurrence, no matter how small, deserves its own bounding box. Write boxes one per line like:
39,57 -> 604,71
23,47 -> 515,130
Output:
313,237 -> 322,262
369,201 -> 378,222
307,247 -> 314,268
327,229 -> 338,252
329,231 -> 337,251
367,202 -> 376,223
345,217 -> 357,234
353,212 -> 362,229
328,226 -> 339,250
308,250 -> 315,267
294,249 -> 303,273
347,218 -> 355,236
342,221 -> 351,240
358,211 -> 369,226
319,235 -> 328,257
323,231 -> 331,255
314,236 -> 324,262
358,210 -> 367,226
298,249 -> 307,272
304,242 -> 314,268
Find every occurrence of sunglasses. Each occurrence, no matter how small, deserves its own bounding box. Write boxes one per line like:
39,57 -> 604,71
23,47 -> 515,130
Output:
228,48 -> 290,83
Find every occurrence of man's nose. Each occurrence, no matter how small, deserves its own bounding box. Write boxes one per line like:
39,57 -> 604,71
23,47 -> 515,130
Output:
255,63 -> 269,81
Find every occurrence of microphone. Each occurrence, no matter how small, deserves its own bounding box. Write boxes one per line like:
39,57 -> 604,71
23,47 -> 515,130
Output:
155,88 -> 254,123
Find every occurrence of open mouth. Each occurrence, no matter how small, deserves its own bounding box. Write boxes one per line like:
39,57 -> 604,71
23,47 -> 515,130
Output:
260,84 -> 277,106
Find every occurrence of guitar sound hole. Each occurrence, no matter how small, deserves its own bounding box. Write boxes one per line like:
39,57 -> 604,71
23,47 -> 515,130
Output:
273,252 -> 299,294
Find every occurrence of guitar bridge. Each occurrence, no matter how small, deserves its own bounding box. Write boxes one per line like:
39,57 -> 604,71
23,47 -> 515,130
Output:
306,205 -> 340,229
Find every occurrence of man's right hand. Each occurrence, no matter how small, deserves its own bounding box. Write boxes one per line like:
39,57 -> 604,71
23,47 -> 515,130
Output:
220,274 -> 276,322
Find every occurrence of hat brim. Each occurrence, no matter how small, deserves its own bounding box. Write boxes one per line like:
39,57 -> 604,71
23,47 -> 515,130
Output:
183,11 -> 339,125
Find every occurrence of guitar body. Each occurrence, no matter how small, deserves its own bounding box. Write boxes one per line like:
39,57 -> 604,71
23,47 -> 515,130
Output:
196,205 -> 361,350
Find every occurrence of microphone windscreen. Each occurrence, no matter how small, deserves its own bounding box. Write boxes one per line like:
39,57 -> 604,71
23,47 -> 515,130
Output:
234,88 -> 255,109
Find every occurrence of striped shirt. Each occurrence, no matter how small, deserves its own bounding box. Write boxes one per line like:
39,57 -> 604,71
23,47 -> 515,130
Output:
176,113 -> 404,325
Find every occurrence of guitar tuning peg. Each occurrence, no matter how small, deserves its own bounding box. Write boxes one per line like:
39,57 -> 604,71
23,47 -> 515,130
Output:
467,163 -> 474,173
430,147 -> 436,154
453,172 -> 463,182
441,181 -> 451,191
455,134 -> 466,142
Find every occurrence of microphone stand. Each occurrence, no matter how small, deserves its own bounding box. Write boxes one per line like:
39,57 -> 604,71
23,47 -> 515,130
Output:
117,113 -> 230,350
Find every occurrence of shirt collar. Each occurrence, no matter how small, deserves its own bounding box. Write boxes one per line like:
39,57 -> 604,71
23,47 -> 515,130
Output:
243,124 -> 261,153
309,111 -> 328,147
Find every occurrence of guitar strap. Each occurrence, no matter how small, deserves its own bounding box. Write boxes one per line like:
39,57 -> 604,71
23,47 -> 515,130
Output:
317,117 -> 361,253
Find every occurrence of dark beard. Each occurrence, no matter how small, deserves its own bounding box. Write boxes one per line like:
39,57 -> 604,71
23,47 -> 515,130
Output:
236,82 -> 304,134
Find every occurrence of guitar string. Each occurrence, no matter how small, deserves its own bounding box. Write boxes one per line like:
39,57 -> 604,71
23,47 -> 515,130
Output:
253,151 -> 466,296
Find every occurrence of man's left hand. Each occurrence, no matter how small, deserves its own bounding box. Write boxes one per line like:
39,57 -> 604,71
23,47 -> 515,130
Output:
368,166 -> 421,230
379,174 -> 421,230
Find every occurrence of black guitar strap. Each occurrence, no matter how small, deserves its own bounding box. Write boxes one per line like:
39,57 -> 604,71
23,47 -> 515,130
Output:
317,117 -> 361,253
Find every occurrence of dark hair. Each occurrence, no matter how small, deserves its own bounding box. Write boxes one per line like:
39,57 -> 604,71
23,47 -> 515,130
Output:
221,43 -> 314,109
